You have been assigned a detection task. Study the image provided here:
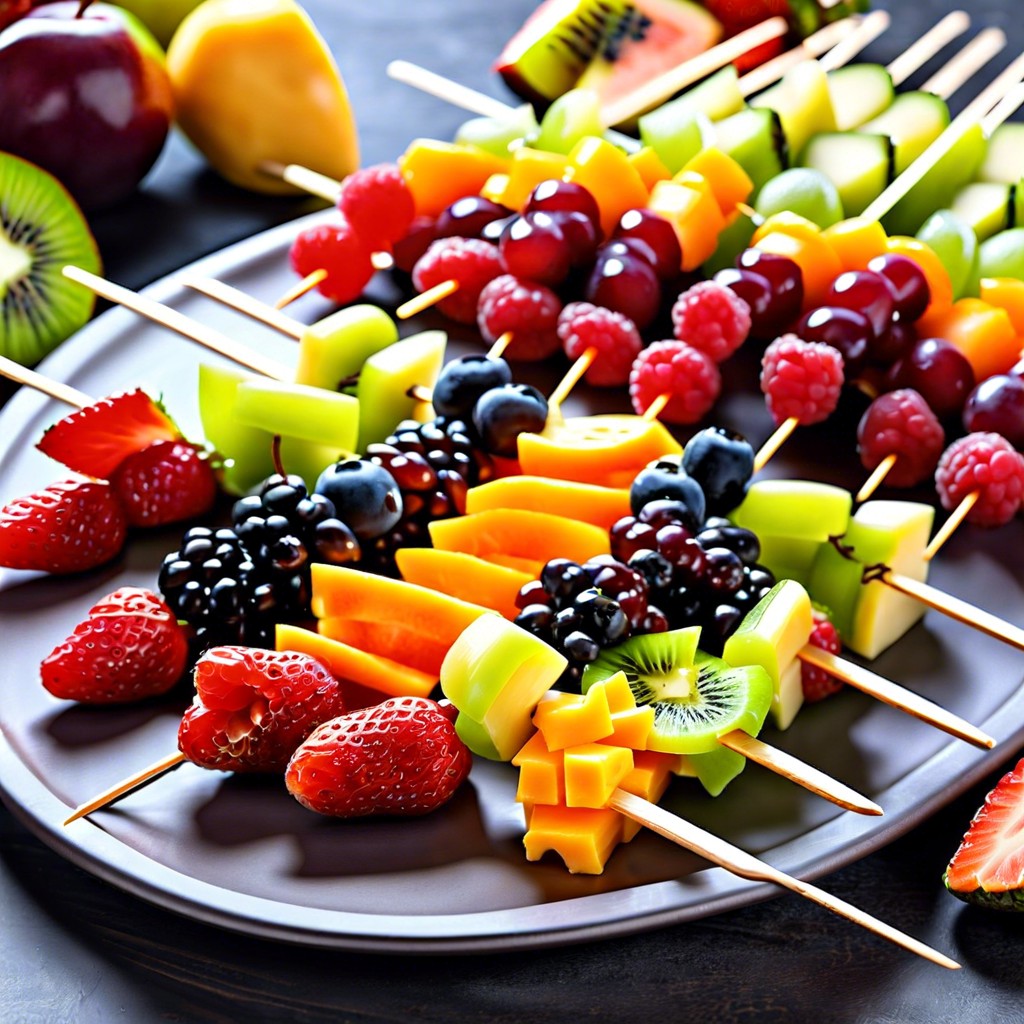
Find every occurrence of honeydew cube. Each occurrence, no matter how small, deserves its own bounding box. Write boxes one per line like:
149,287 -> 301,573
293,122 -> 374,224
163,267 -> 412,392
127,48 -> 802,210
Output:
861,90 -> 949,174
293,304 -> 399,392
978,122 -> 1024,185
638,104 -> 712,175
235,380 -> 359,449
533,685 -> 614,752
751,60 -> 837,158
712,107 -> 785,195
754,535 -> 822,589
563,743 -> 634,808
731,480 -> 851,540
512,731 -> 565,806
523,804 -> 624,874
723,580 -> 813,731
356,330 -> 446,449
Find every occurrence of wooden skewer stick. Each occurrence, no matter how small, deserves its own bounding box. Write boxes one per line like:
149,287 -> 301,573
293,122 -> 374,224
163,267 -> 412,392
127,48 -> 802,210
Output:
981,80 -> 1024,135
922,491 -> 980,561
798,645 -> 995,749
855,453 -> 899,503
396,279 -> 459,320
601,17 -> 789,127
753,417 -> 798,473
885,9 -> 971,86
62,266 -> 293,381
259,160 -> 341,203
64,751 -> 187,825
642,392 -> 672,422
608,789 -> 960,970
548,347 -> 597,410
275,268 -> 328,309
717,730 -> 882,814
0,353 -> 92,410
920,27 -> 1007,99
183,277 -> 305,339
817,8 -> 891,73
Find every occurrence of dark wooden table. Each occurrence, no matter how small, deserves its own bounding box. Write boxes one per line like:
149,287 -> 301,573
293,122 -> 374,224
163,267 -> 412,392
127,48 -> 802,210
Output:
5,1 -> 1024,1020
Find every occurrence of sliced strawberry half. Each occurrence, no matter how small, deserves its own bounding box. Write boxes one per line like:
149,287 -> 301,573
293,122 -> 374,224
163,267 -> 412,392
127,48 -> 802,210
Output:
945,757 -> 1024,911
37,388 -> 181,480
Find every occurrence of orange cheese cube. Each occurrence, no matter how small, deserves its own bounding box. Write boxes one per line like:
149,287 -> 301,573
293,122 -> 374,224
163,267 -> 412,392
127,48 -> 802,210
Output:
628,146 -> 672,191
496,147 -> 571,211
592,670 -> 636,714
398,139 -> 509,218
563,743 -> 634,808
617,750 -> 682,840
523,804 -> 625,874
512,731 -> 565,806
533,685 -> 613,751
607,706 -> 655,749
563,136 -> 650,237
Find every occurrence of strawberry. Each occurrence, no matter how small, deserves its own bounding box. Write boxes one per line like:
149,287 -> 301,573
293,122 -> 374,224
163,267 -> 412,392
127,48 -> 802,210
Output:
111,440 -> 217,527
41,587 -> 189,703
285,696 -> 472,818
945,757 -> 1024,911
801,607 -> 843,703
37,389 -> 181,480
0,477 -> 127,574
178,646 -> 345,773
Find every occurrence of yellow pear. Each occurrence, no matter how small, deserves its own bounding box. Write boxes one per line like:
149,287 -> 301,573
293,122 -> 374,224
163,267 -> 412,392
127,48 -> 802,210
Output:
167,0 -> 358,193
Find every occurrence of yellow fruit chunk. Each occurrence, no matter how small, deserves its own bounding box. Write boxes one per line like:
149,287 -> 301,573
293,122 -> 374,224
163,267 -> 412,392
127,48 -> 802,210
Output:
517,414 -> 682,489
496,147 -> 571,211
275,624 -> 436,698
480,173 -> 510,205
317,617 -> 451,678
465,476 -> 632,531
751,210 -> 823,246
563,136 -> 650,236
563,743 -> 634,809
647,178 -> 726,271
599,670 -> 638,714
398,139 -> 509,218
523,804 -> 624,874
980,277 -> 1024,335
618,750 -> 683,840
754,229 -> 843,309
608,706 -> 655,749
628,146 -> 672,191
512,731 -> 565,806
533,685 -> 613,751
680,148 -> 754,219
917,298 -> 1020,382
822,217 -> 890,272
167,0 -> 358,193
428,509 -> 610,567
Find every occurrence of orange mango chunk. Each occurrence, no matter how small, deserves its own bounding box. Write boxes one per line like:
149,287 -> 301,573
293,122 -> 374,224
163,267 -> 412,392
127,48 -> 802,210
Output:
316,617 -> 450,678
563,136 -> 650,237
563,743 -> 634,808
915,298 -> 1019,382
884,236 -> 953,319
979,277 -> 1024,335
275,624 -> 436,698
493,147 -> 571,211
465,475 -> 632,531
523,804 -> 625,874
512,731 -> 565,806
479,172 -> 510,206
428,508 -> 610,566
398,138 -> 509,218
628,146 -> 672,191
533,685 -> 613,751
822,217 -> 890,272
753,229 -> 843,309
647,178 -> 726,271
679,148 -> 754,219
608,706 -> 655,749
395,547 -> 531,620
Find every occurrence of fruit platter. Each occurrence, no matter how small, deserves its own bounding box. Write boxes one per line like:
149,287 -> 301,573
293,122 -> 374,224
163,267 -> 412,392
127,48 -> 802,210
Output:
3,0 -> 1024,965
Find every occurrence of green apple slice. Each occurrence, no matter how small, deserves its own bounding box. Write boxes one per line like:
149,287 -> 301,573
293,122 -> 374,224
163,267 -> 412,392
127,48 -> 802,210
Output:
750,60 -> 837,158
356,329 -> 446,449
861,91 -> 949,174
977,123 -> 1024,185
826,64 -> 895,131
731,479 -> 852,540
294,304 -> 399,392
917,209 -> 980,300
712,107 -> 786,194
950,182 -> 1014,243
799,132 -> 893,217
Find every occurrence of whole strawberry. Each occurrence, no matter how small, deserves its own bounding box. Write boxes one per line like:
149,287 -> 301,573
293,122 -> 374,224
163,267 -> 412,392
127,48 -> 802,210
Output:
0,477 -> 126,574
285,696 -> 471,817
111,439 -> 217,527
41,587 -> 189,703
178,646 -> 345,773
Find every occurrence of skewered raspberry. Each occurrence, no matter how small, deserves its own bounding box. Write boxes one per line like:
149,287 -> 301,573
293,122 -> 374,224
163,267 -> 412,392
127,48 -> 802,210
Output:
412,236 -> 502,323
289,220 -> 375,304
857,389 -> 945,488
629,340 -> 721,424
336,163 -> 414,251
671,280 -> 752,363
802,608 -> 843,703
558,302 -> 642,387
934,432 -> 1024,527
760,334 -> 844,426
477,273 -> 562,361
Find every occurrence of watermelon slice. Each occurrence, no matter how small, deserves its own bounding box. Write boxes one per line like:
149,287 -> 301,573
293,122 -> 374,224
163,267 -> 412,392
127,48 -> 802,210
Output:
945,758 -> 1024,911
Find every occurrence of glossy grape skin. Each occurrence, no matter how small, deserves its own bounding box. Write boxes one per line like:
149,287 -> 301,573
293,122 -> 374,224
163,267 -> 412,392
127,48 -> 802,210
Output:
584,247 -> 661,330
795,306 -> 873,378
314,460 -> 402,540
681,427 -> 755,515
736,249 -> 803,328
547,209 -> 600,266
885,337 -> 976,419
826,270 -> 896,342
629,462 -> 706,530
713,267 -> 776,337
431,354 -> 513,419
867,253 -> 930,323
613,208 -> 682,280
962,374 -> 1024,447
434,195 -> 513,240
868,314 -> 917,366
498,212 -> 572,285
524,178 -> 602,231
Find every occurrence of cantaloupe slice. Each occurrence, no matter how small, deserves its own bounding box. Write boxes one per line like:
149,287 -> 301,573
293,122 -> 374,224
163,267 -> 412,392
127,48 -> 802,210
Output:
398,138 -> 509,218
317,617 -> 452,677
465,476 -> 632,530
275,624 -> 437,699
395,547 -> 531,620
428,508 -> 610,565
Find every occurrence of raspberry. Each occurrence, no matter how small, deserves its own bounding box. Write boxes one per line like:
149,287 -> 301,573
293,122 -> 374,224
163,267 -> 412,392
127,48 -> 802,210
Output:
671,280 -> 752,363
336,163 -> 415,251
477,273 -> 563,361
857,389 -> 945,488
557,301 -> 642,386
802,608 -> 843,703
289,220 -> 375,304
629,340 -> 721,424
760,334 -> 844,426
412,237 -> 502,324
935,432 -> 1024,527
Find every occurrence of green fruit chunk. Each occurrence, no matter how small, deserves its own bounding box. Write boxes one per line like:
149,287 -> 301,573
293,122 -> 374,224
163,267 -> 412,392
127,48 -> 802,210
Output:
860,90 -> 949,174
978,228 -> 1024,283
753,535 -> 822,589
455,104 -> 540,158
731,479 -> 852,540
799,132 -> 893,218
638,106 -> 712,175
917,210 -> 980,300
0,152 -> 101,366
293,304 -> 399,392
949,182 -> 1014,243
356,329 -> 446,449
826,64 -> 895,131
235,380 -> 360,449
751,60 -> 837,158
687,746 -> 747,797
703,209 -> 757,275
723,580 -> 813,730
977,123 -> 1024,186
712,107 -> 785,195
755,167 -> 845,229
583,629 -> 772,755
536,88 -> 604,155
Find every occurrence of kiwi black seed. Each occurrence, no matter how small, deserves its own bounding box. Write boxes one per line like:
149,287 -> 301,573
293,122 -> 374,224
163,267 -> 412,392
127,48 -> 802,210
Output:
0,152 -> 100,366
582,628 -> 772,753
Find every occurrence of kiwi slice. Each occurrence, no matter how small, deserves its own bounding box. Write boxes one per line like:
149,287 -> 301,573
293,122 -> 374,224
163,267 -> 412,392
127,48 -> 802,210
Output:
0,152 -> 100,366
582,628 -> 773,755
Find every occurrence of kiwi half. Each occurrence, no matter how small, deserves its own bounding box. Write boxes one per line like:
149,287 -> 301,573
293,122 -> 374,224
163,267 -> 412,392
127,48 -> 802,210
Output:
582,628 -> 773,755
0,152 -> 100,366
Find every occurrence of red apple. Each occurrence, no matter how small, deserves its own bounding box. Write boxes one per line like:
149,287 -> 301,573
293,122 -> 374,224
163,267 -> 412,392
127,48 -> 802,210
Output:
0,1 -> 173,209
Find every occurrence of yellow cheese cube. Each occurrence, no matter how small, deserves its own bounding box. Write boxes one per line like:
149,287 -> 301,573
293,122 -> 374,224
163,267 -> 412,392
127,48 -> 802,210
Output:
523,804 -> 624,874
533,685 -> 613,751
563,743 -> 634,808
512,731 -> 565,806
617,750 -> 681,840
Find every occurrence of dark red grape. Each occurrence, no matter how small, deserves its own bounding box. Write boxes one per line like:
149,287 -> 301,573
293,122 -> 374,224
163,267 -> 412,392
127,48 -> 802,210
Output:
499,212 -> 572,285
795,306 -> 872,377
713,267 -> 776,337
867,253 -> 930,323
547,209 -> 600,266
826,270 -> 895,342
515,579 -> 550,609
613,208 -> 682,280
434,195 -> 513,240
962,374 -> 1024,447
885,337 -> 975,419
525,179 -> 602,230
637,498 -> 697,532
702,547 -> 745,594
736,249 -> 803,327
585,247 -> 661,330
610,516 -> 658,561
868,314 -> 917,366
392,215 -> 437,274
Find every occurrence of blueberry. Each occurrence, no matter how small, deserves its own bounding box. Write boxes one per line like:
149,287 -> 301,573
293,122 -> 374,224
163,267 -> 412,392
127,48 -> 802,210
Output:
629,460 -> 706,531
472,383 -> 549,458
432,355 -> 513,419
314,459 -> 403,539
681,427 -> 754,516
